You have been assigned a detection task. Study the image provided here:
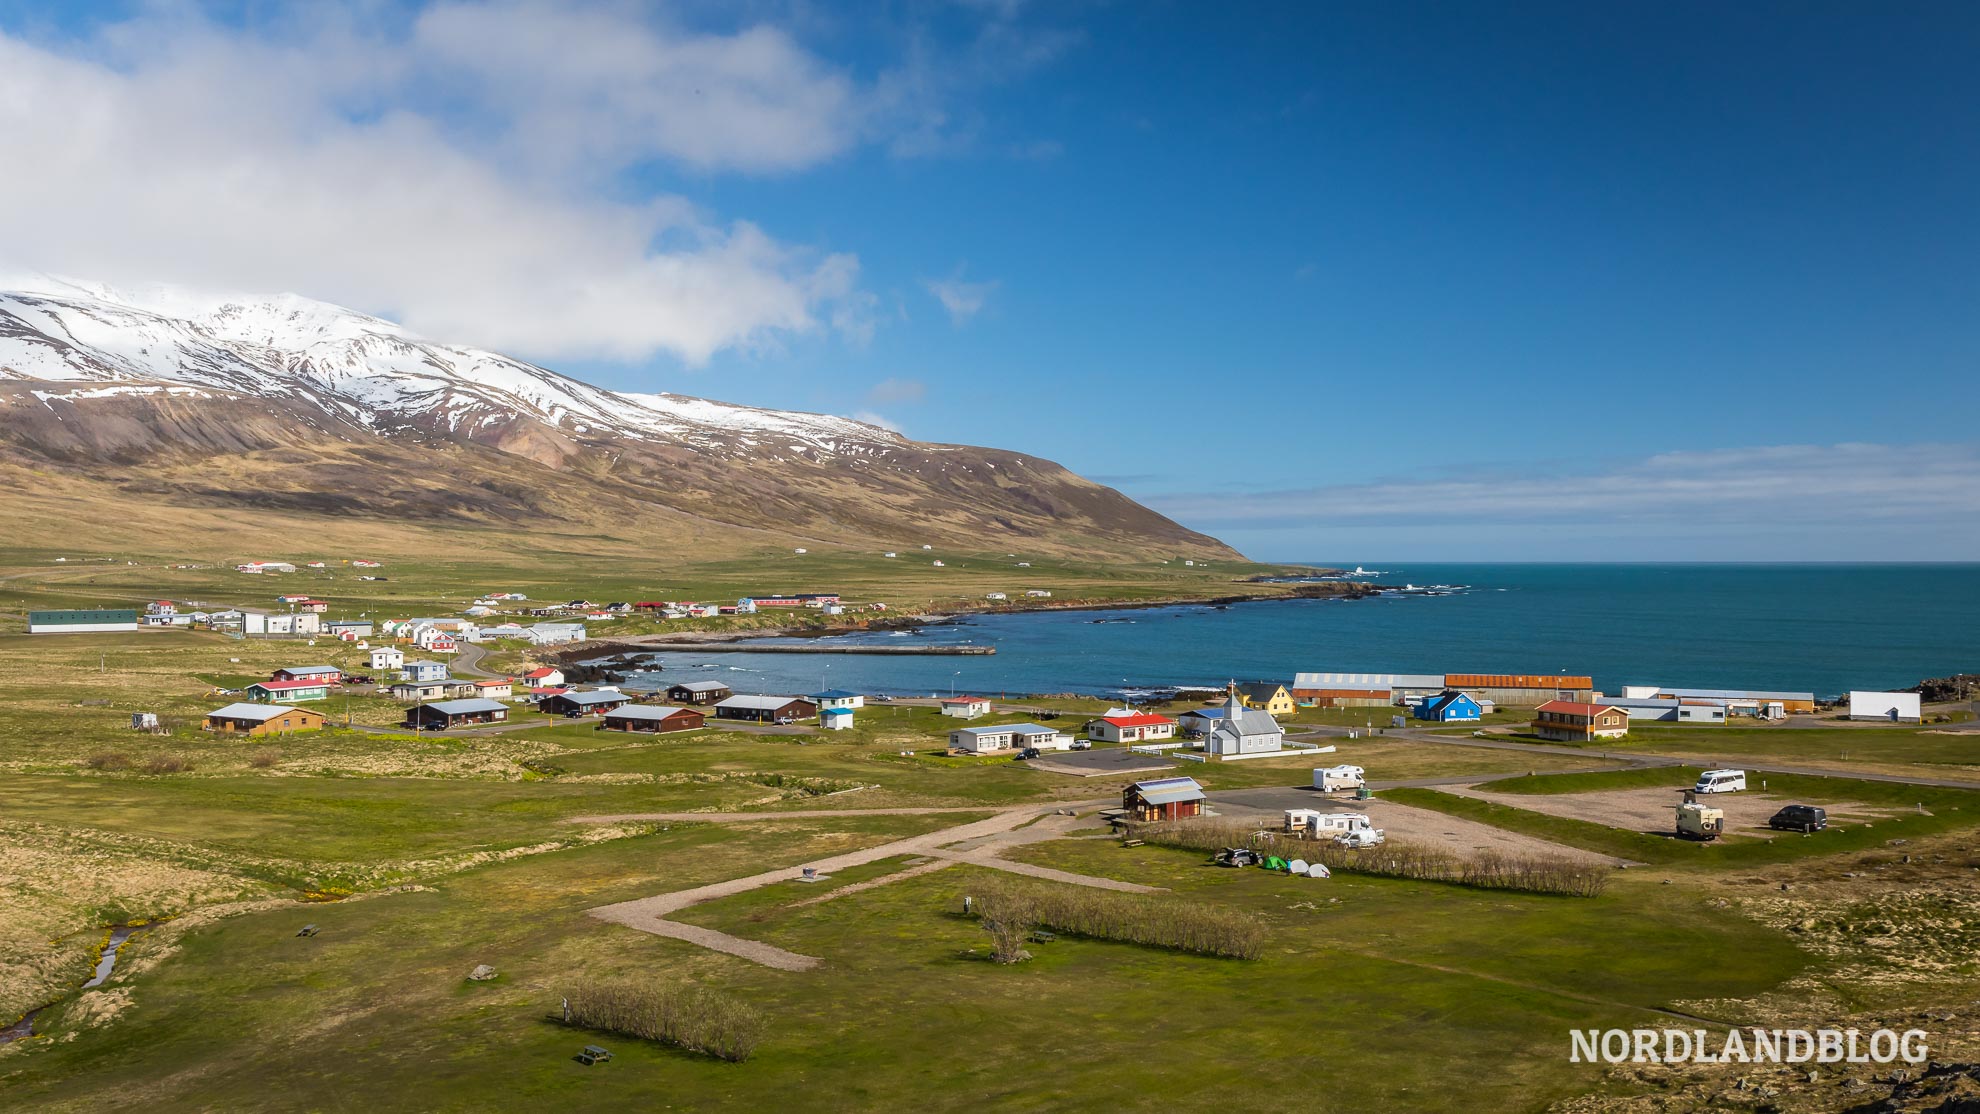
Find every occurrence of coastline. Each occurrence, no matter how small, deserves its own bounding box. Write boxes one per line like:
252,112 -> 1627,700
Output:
560,581 -> 1383,662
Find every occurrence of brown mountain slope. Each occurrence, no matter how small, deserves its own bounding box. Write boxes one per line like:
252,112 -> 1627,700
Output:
0,382 -> 1237,561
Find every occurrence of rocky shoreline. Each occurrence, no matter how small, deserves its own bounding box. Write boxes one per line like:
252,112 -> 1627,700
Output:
557,580 -> 1383,665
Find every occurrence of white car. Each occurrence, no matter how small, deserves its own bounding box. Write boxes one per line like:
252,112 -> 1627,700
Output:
1694,769 -> 1747,794
1335,828 -> 1386,848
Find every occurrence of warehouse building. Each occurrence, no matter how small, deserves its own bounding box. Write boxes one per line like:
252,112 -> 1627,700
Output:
28,609 -> 139,634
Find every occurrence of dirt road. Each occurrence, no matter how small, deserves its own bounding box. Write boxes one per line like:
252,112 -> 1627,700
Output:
586,804 -> 1149,970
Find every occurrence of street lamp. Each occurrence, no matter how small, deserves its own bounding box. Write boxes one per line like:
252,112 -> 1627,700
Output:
951,671 -> 960,697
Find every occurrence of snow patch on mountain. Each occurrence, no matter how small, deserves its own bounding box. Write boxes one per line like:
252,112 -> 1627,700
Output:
0,278 -> 911,457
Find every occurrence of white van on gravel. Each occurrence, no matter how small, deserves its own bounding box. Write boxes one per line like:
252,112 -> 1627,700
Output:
1694,769 -> 1747,794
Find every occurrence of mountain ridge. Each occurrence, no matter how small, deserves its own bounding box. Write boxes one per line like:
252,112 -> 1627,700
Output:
0,279 -> 1239,561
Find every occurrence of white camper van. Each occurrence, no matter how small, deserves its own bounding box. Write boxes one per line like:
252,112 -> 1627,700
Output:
1313,764 -> 1367,792
1694,769 -> 1747,794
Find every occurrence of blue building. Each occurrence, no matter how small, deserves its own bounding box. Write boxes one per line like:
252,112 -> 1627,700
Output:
1415,690 -> 1485,722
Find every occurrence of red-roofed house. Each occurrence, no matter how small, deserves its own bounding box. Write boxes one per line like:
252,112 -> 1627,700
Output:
1532,701 -> 1630,742
245,678 -> 332,703
1086,712 -> 1178,744
522,667 -> 565,688
939,696 -> 993,719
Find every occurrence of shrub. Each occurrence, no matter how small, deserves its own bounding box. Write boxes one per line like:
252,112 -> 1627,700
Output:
968,876 -> 1264,959
561,981 -> 765,1062
141,754 -> 193,775
248,749 -> 281,769
1136,819 -> 1607,898
85,751 -> 132,771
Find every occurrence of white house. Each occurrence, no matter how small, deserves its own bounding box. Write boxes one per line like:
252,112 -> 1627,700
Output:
368,647 -> 405,672
1849,691 -> 1922,723
1204,691 -> 1285,756
949,723 -> 1064,754
811,690 -> 865,712
241,609 -> 322,637
1086,712 -> 1178,744
940,696 -> 993,719
528,622 -> 587,645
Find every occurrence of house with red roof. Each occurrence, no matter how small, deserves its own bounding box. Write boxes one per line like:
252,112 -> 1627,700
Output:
939,696 -> 993,719
522,666 -> 565,688
1086,712 -> 1178,744
245,678 -> 332,703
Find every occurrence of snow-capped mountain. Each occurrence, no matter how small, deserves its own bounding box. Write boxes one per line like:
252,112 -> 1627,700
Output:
0,278 -> 1235,559
0,278 -> 904,457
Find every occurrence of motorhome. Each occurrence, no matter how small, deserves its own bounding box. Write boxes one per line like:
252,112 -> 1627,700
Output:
1312,764 -> 1366,792
1694,769 -> 1747,794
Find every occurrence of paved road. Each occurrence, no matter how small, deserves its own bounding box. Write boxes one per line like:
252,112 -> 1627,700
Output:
448,641 -> 501,680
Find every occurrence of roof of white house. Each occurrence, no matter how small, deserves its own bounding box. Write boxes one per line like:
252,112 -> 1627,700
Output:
209,703 -> 302,721
606,705 -> 695,721
553,690 -> 628,706
423,699 -> 508,715
671,680 -> 732,692
716,694 -> 810,710
953,723 -> 1056,739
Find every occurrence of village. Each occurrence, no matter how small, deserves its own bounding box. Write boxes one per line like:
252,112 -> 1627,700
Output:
8,567 -> 1980,1113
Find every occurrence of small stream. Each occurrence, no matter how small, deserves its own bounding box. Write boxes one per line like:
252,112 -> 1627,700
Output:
0,922 -> 153,1045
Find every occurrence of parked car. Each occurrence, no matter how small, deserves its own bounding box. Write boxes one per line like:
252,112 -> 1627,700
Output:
1070,739 -> 1092,750
1013,747 -> 1041,760
1768,804 -> 1828,832
1334,828 -> 1386,849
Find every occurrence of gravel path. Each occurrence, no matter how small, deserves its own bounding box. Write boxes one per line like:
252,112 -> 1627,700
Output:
588,804 -> 1152,968
1441,783 -> 1903,839
566,806 -> 998,824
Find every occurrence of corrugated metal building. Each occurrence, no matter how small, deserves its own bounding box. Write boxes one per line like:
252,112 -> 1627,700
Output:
1444,674 -> 1594,706
28,609 -> 139,634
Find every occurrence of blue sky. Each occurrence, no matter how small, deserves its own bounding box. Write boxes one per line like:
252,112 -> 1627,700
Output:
3,2 -> 1978,561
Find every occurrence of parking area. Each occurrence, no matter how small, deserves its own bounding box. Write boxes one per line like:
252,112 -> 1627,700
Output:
1206,787 -> 1624,864
1026,747 -> 1177,778
1443,784 -> 1901,839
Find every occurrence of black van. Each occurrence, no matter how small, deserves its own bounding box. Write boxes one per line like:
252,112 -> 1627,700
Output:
1768,804 -> 1828,832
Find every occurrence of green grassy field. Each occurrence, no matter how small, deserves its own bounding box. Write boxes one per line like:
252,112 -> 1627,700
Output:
8,573 -> 1980,1110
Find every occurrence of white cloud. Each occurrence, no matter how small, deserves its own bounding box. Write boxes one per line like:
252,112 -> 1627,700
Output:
924,273 -> 998,325
851,410 -> 904,433
0,4 -> 882,365
411,2 -> 860,175
1151,442 -> 1980,533
865,377 -> 928,405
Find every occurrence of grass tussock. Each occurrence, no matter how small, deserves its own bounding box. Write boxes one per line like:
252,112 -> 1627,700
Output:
141,754 -> 194,775
968,876 -> 1264,960
85,751 -> 132,770
247,749 -> 281,769
1137,819 -> 1608,898
561,981 -> 765,1062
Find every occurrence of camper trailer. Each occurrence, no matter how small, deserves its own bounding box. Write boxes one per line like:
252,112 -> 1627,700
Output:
1676,791 -> 1725,841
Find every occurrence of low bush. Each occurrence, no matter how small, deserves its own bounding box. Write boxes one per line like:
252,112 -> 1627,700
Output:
561,981 -> 765,1062
141,754 -> 194,775
248,749 -> 281,769
85,751 -> 132,770
968,876 -> 1264,959
1137,819 -> 1608,898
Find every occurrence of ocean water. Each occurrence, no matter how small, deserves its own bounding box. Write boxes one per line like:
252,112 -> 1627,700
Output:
620,564 -> 1980,700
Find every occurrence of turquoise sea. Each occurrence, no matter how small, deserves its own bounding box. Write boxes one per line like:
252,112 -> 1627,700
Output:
622,564 -> 1980,701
